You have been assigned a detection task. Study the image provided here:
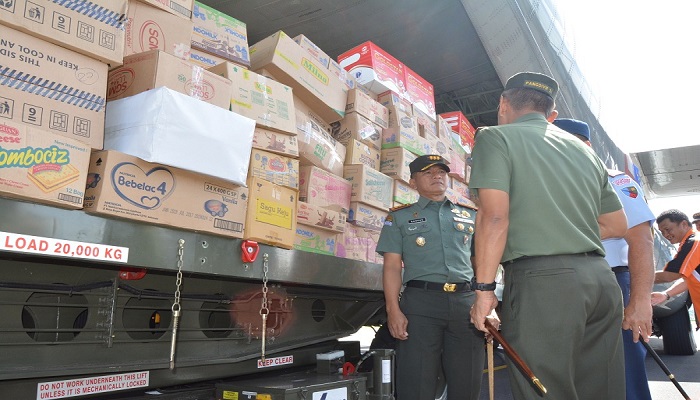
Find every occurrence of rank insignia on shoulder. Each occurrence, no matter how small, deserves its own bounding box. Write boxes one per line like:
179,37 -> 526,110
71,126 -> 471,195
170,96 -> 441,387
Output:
457,201 -> 478,211
390,203 -> 413,212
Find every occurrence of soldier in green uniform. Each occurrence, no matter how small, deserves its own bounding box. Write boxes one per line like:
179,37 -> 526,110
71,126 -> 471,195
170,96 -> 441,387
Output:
468,72 -> 628,399
376,154 -> 486,400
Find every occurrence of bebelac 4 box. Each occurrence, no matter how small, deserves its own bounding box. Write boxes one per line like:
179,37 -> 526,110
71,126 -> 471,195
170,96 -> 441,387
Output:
404,67 -> 436,120
244,176 -> 297,250
0,120 -> 90,209
84,150 -> 248,238
124,0 -> 192,59
338,41 -> 406,98
208,63 -> 297,135
0,26 -> 107,149
250,31 -> 348,124
0,0 -> 127,67
107,50 -> 233,110
191,1 -> 250,67
252,127 -> 299,158
298,166 -> 351,212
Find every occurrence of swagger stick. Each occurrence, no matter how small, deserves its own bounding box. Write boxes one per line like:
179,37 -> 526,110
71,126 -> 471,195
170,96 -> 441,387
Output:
485,319 -> 547,395
487,340 -> 495,400
640,337 -> 691,399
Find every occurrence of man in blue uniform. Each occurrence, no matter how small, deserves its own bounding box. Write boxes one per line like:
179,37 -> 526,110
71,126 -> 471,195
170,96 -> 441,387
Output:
376,154 -> 485,400
554,118 -> 655,400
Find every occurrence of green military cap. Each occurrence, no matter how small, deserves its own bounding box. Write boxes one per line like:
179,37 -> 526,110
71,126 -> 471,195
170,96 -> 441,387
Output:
505,72 -> 558,98
409,154 -> 450,175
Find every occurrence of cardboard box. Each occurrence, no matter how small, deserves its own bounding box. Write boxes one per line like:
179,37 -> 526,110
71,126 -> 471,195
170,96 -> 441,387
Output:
347,202 -> 388,231
248,148 -> 299,190
0,0 -> 127,67
440,111 -> 476,152
294,225 -> 338,256
104,87 -> 255,186
85,150 -> 248,237
393,180 -> 419,205
0,120 -> 90,209
296,202 -> 346,233
331,112 -> 382,151
208,63 -> 297,135
451,177 -> 470,200
330,58 -> 369,93
424,132 -> 450,160
344,139 -> 381,171
380,147 -> 416,184
250,31 -> 347,123
413,105 -> 438,137
0,26 -> 107,149
252,127 -> 299,158
345,89 -> 389,129
338,41 -> 406,97
295,97 -> 346,176
336,224 -> 382,263
191,1 -> 250,66
404,66 -> 436,119
377,91 -> 412,115
107,50 -> 233,109
437,115 -> 452,139
124,0 -> 192,59
244,176 -> 297,249
298,166 -> 351,212
293,34 -> 330,68
343,164 -> 392,211
138,0 -> 194,19
382,115 -> 430,156
447,140 -> 467,182
189,48 -> 228,68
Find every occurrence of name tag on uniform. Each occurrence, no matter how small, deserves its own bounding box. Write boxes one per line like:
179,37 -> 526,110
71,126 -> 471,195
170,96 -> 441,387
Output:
453,217 -> 473,224
408,218 -> 426,224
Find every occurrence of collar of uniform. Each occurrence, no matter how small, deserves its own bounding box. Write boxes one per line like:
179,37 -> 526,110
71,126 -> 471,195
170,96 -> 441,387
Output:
416,195 -> 449,209
513,112 -> 548,124
679,229 -> 695,247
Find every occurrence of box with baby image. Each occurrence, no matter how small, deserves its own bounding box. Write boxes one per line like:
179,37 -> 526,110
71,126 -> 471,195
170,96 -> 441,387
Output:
0,121 -> 90,209
84,150 -> 248,238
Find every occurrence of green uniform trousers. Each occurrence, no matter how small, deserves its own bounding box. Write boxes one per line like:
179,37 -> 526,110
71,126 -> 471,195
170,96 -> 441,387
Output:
501,253 -> 625,399
396,286 -> 485,400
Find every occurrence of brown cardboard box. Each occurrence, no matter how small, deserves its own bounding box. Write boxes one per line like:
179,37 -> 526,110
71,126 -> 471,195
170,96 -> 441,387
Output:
343,164 -> 393,211
191,1 -> 249,66
345,139 -> 381,171
0,120 -> 90,209
138,0 -> 194,19
124,0 -> 192,59
0,0 -> 127,67
189,48 -> 228,68
244,176 -> 297,249
0,26 -> 107,149
252,127 -> 299,158
84,150 -> 248,238
347,202 -> 388,231
293,34 -> 330,69
393,180 -> 419,205
331,112 -> 382,151
380,147 -> 417,184
248,148 -> 299,190
336,224 -> 382,263
296,202 -> 346,233
294,225 -> 338,256
295,96 -> 346,176
107,50 -> 232,109
345,89 -> 389,129
208,63 -> 296,134
298,166 -> 351,212
250,31 -> 347,123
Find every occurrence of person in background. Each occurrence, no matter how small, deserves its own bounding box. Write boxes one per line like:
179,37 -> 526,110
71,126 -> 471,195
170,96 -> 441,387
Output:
650,210 -> 699,330
692,212 -> 700,231
553,118 -> 655,400
468,71 -> 628,399
376,154 -> 488,400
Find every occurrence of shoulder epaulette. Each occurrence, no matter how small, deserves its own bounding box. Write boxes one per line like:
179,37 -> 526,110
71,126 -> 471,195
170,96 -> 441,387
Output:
390,203 -> 414,212
457,201 -> 478,211
607,169 -> 625,178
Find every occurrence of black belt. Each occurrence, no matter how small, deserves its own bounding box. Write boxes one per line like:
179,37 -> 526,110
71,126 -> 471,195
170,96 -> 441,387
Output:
405,280 -> 470,292
612,266 -> 629,273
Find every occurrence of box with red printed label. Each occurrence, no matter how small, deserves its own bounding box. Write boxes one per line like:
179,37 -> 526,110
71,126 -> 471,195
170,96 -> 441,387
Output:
84,150 -> 248,238
338,41 -> 406,97
0,121 -> 90,209
124,0 -> 192,59
440,111 -> 476,152
404,66 -> 436,120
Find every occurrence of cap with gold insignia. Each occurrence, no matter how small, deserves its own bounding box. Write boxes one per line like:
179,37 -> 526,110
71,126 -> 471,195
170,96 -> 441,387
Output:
692,212 -> 700,224
504,72 -> 558,98
409,154 -> 450,175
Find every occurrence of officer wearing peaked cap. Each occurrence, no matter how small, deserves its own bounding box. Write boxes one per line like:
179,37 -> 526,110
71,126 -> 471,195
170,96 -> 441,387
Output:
692,212 -> 700,231
376,154 -> 493,400
469,71 -> 628,399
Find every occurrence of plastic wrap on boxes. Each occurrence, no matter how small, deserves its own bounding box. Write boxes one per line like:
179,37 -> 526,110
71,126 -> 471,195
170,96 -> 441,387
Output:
104,87 -> 255,186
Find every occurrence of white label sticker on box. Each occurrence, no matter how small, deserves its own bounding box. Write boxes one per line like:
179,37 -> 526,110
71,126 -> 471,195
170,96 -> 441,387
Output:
1,231 -> 129,263
382,359 -> 392,383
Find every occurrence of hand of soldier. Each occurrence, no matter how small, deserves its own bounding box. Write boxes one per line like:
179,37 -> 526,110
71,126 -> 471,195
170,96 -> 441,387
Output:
387,309 -> 409,340
470,291 -> 498,333
622,298 -> 653,342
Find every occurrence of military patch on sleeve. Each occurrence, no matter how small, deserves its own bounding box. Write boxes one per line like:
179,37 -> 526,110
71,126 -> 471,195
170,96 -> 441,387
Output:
384,214 -> 394,226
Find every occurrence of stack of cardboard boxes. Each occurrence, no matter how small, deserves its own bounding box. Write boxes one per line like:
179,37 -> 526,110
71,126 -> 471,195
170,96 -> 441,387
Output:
0,0 -> 477,264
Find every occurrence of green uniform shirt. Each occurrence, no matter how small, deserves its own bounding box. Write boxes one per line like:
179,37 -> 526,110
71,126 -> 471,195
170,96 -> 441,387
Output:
469,113 -> 622,262
376,196 -> 476,283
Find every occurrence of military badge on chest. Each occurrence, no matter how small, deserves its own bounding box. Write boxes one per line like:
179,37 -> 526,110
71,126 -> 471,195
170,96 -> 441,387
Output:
408,213 -> 427,247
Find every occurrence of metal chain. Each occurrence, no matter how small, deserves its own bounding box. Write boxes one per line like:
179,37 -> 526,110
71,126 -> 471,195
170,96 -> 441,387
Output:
259,253 -> 269,361
170,239 -> 185,370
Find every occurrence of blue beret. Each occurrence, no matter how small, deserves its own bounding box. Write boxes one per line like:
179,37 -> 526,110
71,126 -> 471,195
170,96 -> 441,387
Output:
553,118 -> 590,141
